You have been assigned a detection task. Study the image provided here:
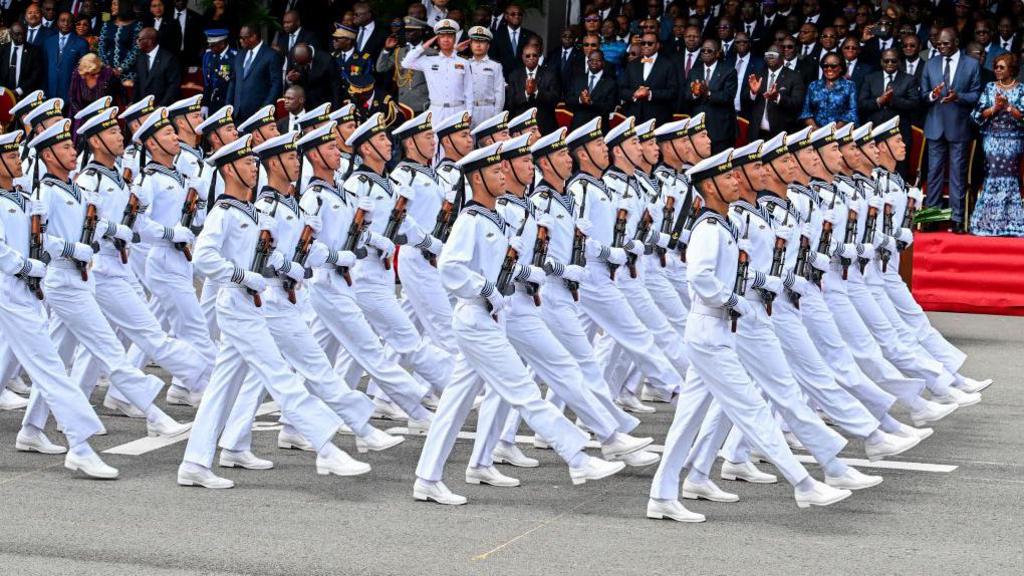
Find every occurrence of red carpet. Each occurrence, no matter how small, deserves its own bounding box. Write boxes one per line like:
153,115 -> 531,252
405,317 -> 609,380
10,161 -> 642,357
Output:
911,232 -> 1024,316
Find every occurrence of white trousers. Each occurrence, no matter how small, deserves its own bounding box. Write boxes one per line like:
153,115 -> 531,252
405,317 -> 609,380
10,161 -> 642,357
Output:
396,249 -> 459,355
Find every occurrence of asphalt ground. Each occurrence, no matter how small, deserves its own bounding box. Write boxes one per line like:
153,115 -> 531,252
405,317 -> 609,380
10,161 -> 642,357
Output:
1,311 -> 1022,576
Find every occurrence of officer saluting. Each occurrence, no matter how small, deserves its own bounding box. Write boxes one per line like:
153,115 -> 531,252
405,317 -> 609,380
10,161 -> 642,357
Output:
401,19 -> 474,126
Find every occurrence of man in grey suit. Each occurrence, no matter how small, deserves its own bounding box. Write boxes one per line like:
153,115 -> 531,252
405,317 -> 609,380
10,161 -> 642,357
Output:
921,28 -> 981,234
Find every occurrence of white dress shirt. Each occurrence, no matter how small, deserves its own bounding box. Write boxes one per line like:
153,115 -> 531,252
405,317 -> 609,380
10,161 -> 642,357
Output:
930,50 -> 961,101
733,54 -> 750,111
9,44 -> 22,94
642,52 -> 659,81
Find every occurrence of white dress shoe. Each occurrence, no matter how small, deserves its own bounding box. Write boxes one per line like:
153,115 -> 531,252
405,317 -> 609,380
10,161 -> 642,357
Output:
466,465 -> 520,487
146,416 -> 192,438
569,456 -> 625,485
640,385 -> 673,403
0,389 -> 28,410
414,479 -> 467,505
646,499 -> 706,523
784,431 -> 805,450
177,464 -> 234,489
682,478 -> 739,503
407,417 -> 431,436
355,428 -> 404,453
422,394 -> 440,410
864,431 -> 920,461
601,433 -> 654,460
794,480 -> 852,508
219,450 -> 274,470
532,436 -> 551,450
371,399 -> 407,421
165,385 -> 199,407
65,451 -> 119,479
934,387 -> 981,407
337,422 -> 354,435
620,449 -> 661,467
102,395 -> 146,419
316,451 -> 371,477
720,460 -> 778,484
278,429 -> 315,451
492,442 -> 540,468
910,400 -> 958,426
894,424 -> 934,441
825,468 -> 883,490
96,375 -> 111,389
6,377 -> 31,395
16,430 -> 67,454
956,377 -> 993,393
616,392 -> 656,414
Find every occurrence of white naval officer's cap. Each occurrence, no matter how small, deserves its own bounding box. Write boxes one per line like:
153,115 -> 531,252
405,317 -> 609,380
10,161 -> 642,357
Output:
195,105 -> 234,135
566,117 -> 603,150
28,118 -> 72,151
471,111 -> 509,141
604,116 -> 636,147
851,122 -> 874,146
468,26 -> 492,42
871,116 -> 901,142
393,110 -> 433,140
834,123 -> 854,143
346,112 -> 388,150
77,107 -> 120,139
237,104 -> 277,135
759,131 -> 789,162
132,107 -> 172,143
23,98 -> 64,130
455,141 -> 503,174
499,133 -> 533,160
0,131 -> 24,153
119,95 -> 156,124
434,111 -> 471,137
10,90 -> 45,120
296,121 -> 337,154
685,112 -> 706,135
296,103 -> 332,132
167,94 -> 204,120
686,147 -> 735,184
784,125 -> 813,152
729,139 -> 764,168
634,118 -> 657,141
808,122 -> 837,149
530,127 -> 567,160
73,96 -> 113,122
653,118 -> 688,142
206,133 -> 253,168
507,107 -> 537,135
329,103 -> 358,125
252,132 -> 297,160
434,19 -> 460,35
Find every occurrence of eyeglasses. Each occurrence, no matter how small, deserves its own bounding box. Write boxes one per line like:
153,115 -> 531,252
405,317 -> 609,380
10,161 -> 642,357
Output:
718,24 -> 732,29
583,42 -> 599,47
882,58 -> 898,63
781,44 -> 796,50
700,48 -> 716,53
585,16 -> 600,22
641,41 -> 656,46
821,63 -> 841,69
995,64 -> 1009,69
976,29 -> 991,34
735,39 -> 750,44
524,53 -> 539,58
936,40 -> 953,46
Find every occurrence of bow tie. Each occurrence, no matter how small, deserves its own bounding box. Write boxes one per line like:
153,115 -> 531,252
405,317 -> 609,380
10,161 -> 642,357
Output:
641,57 -> 654,63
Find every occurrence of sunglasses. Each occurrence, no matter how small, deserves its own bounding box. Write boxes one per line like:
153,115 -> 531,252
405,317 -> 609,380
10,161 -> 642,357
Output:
995,64 -> 1009,69
882,58 -> 898,63
583,42 -> 599,47
822,63 -> 841,69
641,41 -> 656,46
524,53 -> 539,58
700,48 -> 716,53
976,30 -> 991,34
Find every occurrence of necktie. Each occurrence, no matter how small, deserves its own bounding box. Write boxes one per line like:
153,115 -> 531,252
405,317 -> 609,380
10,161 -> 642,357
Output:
931,48 -> 938,59
907,61 -> 914,75
884,73 -> 893,92
704,65 -> 711,82
357,27 -> 364,50
943,56 -> 951,89
685,52 -> 693,77
746,22 -> 753,35
511,29 -> 518,54
588,73 -> 596,92
736,57 -> 743,75
765,16 -> 773,28
563,49 -> 569,65
289,33 -> 296,51
803,45 -> 810,56
148,51 -> 155,70
28,28 -> 35,44
177,11 -> 186,50
767,71 -> 776,93
72,0 -> 80,15
244,49 -> 255,76
59,35 -> 66,54
10,46 -> 19,85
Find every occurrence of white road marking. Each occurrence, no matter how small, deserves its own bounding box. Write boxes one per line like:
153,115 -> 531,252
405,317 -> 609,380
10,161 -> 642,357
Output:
103,402 -> 280,456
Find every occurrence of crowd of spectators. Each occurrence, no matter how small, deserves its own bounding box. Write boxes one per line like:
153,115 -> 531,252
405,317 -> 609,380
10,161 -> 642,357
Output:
2,0 -> 1024,235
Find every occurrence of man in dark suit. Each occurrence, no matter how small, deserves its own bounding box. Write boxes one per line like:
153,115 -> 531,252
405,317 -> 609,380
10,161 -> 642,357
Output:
901,34 -> 925,84
22,2 -> 55,47
565,49 -> 617,130
275,85 -> 305,134
0,22 -> 45,98
996,16 -> 1022,54
683,38 -> 738,152
730,32 -> 764,119
547,26 -> 584,99
489,3 -> 536,77
144,1 -> 182,58
840,36 -> 874,89
133,26 -> 181,106
351,2 -> 388,64
859,49 -> 919,174
861,16 -> 899,68
42,11 -> 88,102
796,22 -> 821,61
272,9 -> 319,55
171,0 -> 205,68
505,44 -> 559,134
285,43 -> 340,110
738,0 -> 768,51
620,33 -> 679,124
227,24 -> 284,122
921,28 -> 982,234
744,44 -> 806,140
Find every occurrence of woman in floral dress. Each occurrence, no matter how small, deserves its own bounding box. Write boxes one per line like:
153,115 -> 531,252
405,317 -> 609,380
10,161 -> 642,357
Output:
98,0 -> 143,85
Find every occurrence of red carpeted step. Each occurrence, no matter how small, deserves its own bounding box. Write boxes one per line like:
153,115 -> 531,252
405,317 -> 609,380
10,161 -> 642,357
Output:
911,232 -> 1024,316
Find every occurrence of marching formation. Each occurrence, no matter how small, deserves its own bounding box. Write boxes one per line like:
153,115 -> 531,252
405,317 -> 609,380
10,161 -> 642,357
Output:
0,86 -> 993,523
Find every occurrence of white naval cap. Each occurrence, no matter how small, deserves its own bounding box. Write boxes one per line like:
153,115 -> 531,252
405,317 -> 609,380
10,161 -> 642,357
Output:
834,123 -> 854,143
296,103 -> 332,131
206,133 -> 253,168
252,132 -> 297,160
468,25 -> 493,41
392,110 -> 432,140
434,18 -> 460,35
530,127 -> 567,159
132,107 -> 172,143
346,112 -> 388,150
851,122 -> 874,145
471,111 -> 509,141
634,118 -> 657,141
72,96 -> 113,122
759,131 -> 789,162
296,121 -> 337,154
0,131 -> 24,153
653,118 -> 689,142
784,125 -> 813,152
10,90 -> 45,120
23,98 -> 64,129
507,107 -> 538,135
565,117 -> 603,150
729,139 -> 764,168
499,133 -> 533,160
685,112 -> 706,135
329,102 -> 357,125
237,104 -> 277,135
166,94 -> 203,119
434,111 -> 471,137
196,105 -> 234,135
808,122 -> 837,149
455,141 -> 503,174
686,147 -> 735,184
119,95 -> 155,124
77,107 -> 120,139
27,118 -> 72,151
871,116 -> 901,142
604,116 -> 636,147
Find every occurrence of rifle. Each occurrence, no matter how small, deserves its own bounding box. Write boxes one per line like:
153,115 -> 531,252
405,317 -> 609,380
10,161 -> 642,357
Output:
340,205 -> 368,285
667,175 -> 694,253
766,210 -> 789,316
897,175 -> 919,251
24,159 -> 45,299
430,167 -> 465,252
492,206 -> 532,316
628,207 -> 653,279
285,195 -> 321,304
812,191 -> 838,287
247,171 -> 275,307
859,180 -> 879,275
116,167 -> 140,264
78,186 -> 99,282
610,207 -> 627,280
528,198 -> 551,307
791,201 -> 813,308
879,172 -> 893,273
731,214 -> 751,333
381,194 -> 408,271
658,195 -> 674,267
567,181 -> 588,301
841,188 -> 858,279
178,184 -> 200,261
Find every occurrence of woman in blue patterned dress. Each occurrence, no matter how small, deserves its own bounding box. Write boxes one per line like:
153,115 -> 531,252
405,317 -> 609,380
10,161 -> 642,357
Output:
971,53 -> 1024,237
98,0 -> 143,84
799,53 -> 858,128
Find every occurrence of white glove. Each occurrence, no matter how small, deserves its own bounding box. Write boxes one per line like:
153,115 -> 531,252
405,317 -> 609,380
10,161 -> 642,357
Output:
444,186 -> 459,204
908,186 -> 923,204
132,184 -> 152,207
860,242 -> 875,257
786,271 -> 811,295
280,260 -> 306,282
396,184 -> 416,201
562,264 -> 587,283
304,212 -> 322,233
368,232 -> 395,258
624,238 -> 646,256
822,208 -> 836,225
421,235 -> 443,255
731,296 -> 756,318
510,235 -> 527,255
170,225 -> 195,244
93,219 -> 111,239
70,241 -> 96,263
576,218 -> 592,236
107,223 -> 134,242
81,187 -> 101,206
832,241 -> 857,259
896,227 -> 914,246
399,214 -> 425,245
737,236 -> 753,254
679,229 -> 692,245
773,222 -> 795,244
259,212 -> 276,232
516,264 -> 547,286
306,241 -> 330,268
185,176 -> 203,195
798,221 -> 812,240
536,212 -> 555,230
241,270 -> 267,292
607,246 -> 628,265
809,252 -> 831,272
485,289 -> 510,315
334,250 -> 358,268
20,258 -> 47,278
266,250 -> 285,271
762,274 -> 783,295
29,199 -> 47,217
357,195 -> 375,221
584,236 -> 603,259
647,230 -> 671,249
867,195 -> 884,210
